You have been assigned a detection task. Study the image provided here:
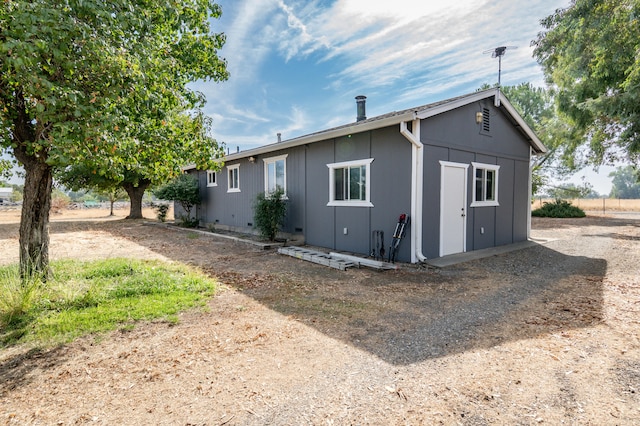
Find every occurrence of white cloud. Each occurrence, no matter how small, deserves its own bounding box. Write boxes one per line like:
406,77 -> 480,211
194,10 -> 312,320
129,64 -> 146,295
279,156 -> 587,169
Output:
204,0 -> 570,151
275,1 -> 330,61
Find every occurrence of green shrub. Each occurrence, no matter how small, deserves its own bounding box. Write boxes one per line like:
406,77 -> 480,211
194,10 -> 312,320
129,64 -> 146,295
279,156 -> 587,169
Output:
152,203 -> 169,222
179,216 -> 199,228
532,198 -> 586,218
154,174 -> 200,226
254,187 -> 287,241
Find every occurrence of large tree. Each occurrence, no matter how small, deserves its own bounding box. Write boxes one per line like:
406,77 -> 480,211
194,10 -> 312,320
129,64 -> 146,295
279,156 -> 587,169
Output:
0,1 -> 228,277
609,165 -> 640,198
532,0 -> 640,168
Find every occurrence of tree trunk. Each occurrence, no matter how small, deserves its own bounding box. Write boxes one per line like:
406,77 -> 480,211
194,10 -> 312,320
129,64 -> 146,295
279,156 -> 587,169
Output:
18,161 -> 53,278
12,89 -> 53,279
122,180 -> 151,219
109,199 -> 115,216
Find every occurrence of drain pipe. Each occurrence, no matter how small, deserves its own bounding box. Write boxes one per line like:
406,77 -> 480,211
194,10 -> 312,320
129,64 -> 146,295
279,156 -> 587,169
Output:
400,118 -> 428,263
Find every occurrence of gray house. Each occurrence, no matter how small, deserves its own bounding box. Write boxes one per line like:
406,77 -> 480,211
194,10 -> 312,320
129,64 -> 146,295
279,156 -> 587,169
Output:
183,88 -> 545,263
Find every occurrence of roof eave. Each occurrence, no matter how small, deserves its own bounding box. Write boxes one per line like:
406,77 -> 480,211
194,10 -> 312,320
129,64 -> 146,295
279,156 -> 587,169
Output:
224,111 -> 417,162
415,89 -> 547,155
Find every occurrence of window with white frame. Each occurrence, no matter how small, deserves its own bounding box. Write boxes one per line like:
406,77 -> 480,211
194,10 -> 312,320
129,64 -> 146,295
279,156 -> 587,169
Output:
471,162 -> 499,207
327,158 -> 374,207
227,164 -> 240,192
263,154 -> 287,195
206,170 -> 217,187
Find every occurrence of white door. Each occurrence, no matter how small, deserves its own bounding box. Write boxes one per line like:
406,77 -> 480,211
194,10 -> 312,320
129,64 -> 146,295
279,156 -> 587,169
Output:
439,161 -> 468,256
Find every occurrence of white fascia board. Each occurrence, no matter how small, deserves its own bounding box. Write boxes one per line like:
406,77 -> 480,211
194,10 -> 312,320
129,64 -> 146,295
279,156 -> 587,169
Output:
415,91 -> 494,120
499,94 -> 547,154
224,111 -> 416,162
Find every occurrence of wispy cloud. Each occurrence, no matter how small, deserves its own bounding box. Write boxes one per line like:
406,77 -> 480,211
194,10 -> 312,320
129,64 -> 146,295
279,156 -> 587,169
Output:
204,0 -> 568,150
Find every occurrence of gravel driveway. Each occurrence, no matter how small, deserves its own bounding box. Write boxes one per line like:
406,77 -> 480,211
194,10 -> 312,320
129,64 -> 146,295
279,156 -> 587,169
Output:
1,212 -> 639,424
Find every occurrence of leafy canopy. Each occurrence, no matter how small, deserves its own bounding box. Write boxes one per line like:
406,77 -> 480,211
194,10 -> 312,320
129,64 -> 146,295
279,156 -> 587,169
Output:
1,0 -> 228,182
1,0 -> 229,274
609,165 -> 640,198
533,0 -> 640,167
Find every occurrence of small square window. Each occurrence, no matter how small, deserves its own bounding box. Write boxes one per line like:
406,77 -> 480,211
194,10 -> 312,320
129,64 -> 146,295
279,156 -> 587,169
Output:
206,171 -> 217,187
471,162 -> 499,207
327,159 -> 374,207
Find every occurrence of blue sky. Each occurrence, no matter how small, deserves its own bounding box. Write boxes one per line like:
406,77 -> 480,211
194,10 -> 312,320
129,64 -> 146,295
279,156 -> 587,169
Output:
2,0 -> 617,193
192,0 -> 618,195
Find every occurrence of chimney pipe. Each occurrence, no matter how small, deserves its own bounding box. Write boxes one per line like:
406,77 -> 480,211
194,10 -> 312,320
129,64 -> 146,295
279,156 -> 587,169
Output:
277,132 -> 282,143
355,95 -> 367,122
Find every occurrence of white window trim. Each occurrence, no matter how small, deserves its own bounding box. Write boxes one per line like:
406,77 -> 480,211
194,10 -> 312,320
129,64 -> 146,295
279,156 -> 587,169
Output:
470,162 -> 499,207
227,164 -> 240,193
206,170 -> 217,187
263,154 -> 288,198
326,158 -> 374,207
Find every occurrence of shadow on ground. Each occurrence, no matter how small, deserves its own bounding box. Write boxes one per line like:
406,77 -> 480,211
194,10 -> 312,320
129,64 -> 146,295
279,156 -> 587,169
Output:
0,217 -> 611,367
99,219 -> 609,366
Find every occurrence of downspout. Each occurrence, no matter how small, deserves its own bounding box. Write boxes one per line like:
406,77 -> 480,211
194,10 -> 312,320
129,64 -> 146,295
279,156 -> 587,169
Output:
527,146 -> 533,240
400,118 -> 428,263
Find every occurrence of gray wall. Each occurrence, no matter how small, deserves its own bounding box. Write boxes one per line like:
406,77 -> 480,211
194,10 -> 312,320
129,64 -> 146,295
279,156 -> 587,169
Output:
421,98 -> 532,258
197,146 -> 306,235
305,126 -> 413,261
185,94 -> 535,263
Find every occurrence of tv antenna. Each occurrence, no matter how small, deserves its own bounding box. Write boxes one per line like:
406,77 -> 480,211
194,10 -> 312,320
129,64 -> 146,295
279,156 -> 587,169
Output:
483,46 -> 517,86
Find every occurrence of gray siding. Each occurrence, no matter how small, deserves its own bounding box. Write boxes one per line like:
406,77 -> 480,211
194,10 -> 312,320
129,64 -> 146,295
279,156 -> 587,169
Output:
305,140 -> 335,249
188,92 -> 536,263
421,99 -> 533,258
198,146 -> 307,235
305,126 -> 412,260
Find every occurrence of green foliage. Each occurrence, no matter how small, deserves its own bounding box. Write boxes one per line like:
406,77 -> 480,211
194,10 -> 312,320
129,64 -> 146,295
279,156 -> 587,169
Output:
609,165 -> 640,198
500,83 -> 582,191
0,158 -> 11,180
0,267 -> 42,329
254,187 -> 287,241
180,217 -> 200,228
153,203 -> 170,222
1,0 -> 229,274
0,258 -> 217,347
533,0 -> 640,167
154,174 -> 200,226
532,199 -> 586,218
544,178 -> 596,199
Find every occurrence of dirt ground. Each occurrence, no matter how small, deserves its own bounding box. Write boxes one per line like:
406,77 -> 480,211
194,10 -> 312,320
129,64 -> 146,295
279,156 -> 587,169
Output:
0,208 -> 639,425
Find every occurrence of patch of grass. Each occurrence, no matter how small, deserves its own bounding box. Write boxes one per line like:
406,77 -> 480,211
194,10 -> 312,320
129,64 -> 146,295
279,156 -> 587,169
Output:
0,258 -> 216,347
532,199 -> 586,218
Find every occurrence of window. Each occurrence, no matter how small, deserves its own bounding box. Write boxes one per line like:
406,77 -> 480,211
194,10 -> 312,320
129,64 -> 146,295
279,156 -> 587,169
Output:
227,164 -> 240,192
263,154 -> 287,195
206,171 -> 217,187
471,162 -> 499,207
327,158 -> 374,207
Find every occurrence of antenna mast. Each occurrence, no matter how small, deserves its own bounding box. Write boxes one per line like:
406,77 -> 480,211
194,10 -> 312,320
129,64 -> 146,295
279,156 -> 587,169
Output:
483,45 -> 517,87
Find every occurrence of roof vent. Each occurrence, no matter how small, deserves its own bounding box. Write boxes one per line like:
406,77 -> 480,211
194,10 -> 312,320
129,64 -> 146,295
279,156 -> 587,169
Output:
277,132 -> 282,143
355,95 -> 367,122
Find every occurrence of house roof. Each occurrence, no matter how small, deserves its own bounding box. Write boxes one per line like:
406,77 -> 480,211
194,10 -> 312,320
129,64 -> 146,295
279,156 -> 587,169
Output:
210,88 -> 546,166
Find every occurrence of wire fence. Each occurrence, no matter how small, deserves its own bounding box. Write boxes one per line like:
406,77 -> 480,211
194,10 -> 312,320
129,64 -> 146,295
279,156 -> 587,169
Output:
533,198 -> 640,214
